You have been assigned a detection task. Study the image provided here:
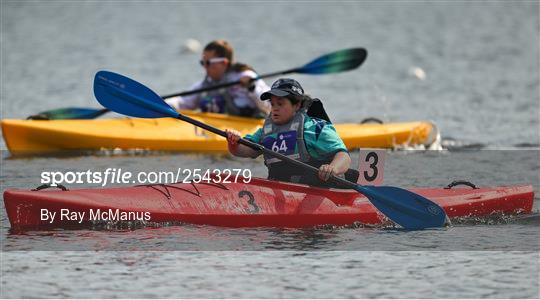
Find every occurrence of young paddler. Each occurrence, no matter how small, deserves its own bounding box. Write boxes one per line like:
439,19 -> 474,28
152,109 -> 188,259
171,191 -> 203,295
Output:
225,78 -> 354,186
166,40 -> 271,118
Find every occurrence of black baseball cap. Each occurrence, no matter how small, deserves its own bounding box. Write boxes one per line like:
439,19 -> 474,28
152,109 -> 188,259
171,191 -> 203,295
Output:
260,78 -> 304,100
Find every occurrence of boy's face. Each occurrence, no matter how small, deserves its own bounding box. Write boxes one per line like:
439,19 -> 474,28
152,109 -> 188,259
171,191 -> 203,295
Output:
269,96 -> 301,125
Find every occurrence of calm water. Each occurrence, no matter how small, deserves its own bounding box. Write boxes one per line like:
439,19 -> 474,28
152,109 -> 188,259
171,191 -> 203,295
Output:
1,1 -> 539,298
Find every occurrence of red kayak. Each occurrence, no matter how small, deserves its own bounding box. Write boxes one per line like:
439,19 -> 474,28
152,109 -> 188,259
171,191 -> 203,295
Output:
3,178 -> 534,230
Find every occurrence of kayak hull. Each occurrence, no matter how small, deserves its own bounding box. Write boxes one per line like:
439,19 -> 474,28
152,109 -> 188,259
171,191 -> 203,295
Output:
3,177 -> 534,230
1,111 -> 438,155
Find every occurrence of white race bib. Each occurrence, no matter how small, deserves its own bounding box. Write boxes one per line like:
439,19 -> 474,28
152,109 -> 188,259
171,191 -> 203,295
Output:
357,149 -> 385,185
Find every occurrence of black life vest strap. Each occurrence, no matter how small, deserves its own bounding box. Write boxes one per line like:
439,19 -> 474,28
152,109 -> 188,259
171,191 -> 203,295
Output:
305,98 -> 331,123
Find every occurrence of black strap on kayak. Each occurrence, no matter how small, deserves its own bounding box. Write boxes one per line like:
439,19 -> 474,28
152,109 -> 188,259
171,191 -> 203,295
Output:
360,117 -> 384,124
27,113 -> 50,120
138,183 -> 200,199
138,181 -> 230,199
32,184 -> 69,191
444,180 -> 478,189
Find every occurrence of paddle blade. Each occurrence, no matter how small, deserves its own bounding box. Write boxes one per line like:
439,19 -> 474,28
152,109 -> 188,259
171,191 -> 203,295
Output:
27,108 -> 109,120
356,185 -> 447,230
297,48 -> 367,75
93,70 -> 179,119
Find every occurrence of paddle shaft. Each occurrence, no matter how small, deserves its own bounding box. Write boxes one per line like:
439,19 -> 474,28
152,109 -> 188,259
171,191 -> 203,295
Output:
160,48 -> 367,99
36,48 -> 367,120
176,113 -> 355,188
160,68 -> 297,99
82,68 -> 297,117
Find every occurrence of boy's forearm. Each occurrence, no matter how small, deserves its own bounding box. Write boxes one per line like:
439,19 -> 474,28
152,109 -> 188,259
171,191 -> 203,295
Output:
229,143 -> 261,158
330,151 -> 351,175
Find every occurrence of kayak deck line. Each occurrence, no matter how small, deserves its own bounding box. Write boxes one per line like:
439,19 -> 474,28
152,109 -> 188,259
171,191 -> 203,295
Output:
1,111 -> 439,155
3,177 -> 534,230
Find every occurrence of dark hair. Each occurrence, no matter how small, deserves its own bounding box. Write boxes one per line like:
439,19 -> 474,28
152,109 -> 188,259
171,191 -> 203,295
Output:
204,40 -> 233,62
204,40 -> 254,72
287,94 -> 306,105
230,62 -> 254,72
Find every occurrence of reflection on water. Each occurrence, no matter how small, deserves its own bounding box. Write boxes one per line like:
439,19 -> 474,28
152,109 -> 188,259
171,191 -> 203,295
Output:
3,213 -> 539,252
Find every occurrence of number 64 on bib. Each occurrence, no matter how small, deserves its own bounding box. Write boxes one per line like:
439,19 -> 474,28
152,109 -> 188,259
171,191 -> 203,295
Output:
357,149 -> 385,185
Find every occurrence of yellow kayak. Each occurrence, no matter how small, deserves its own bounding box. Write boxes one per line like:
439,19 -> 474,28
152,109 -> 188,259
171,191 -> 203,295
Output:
1,111 -> 439,155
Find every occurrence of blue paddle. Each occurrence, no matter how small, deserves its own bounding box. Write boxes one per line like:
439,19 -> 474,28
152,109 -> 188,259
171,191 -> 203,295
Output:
30,48 -> 367,120
93,70 -> 448,230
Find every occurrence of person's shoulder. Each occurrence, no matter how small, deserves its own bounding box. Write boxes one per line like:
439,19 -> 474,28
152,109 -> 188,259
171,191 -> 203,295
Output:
304,114 -> 330,128
303,114 -> 330,135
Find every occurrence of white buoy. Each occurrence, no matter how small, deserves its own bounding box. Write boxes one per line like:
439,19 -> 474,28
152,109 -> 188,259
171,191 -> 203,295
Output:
409,67 -> 426,80
182,38 -> 201,53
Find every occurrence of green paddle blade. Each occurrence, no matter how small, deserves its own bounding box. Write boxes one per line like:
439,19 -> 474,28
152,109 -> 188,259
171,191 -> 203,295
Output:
297,48 -> 367,74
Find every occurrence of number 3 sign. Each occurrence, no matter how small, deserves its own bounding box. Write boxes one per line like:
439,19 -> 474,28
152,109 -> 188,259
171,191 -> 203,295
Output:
357,149 -> 385,185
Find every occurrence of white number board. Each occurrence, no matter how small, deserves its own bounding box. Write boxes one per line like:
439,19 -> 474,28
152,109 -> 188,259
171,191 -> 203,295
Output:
357,149 -> 385,185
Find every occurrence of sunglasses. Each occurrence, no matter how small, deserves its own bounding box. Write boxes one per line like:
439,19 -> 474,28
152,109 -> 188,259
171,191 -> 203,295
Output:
199,57 -> 227,67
